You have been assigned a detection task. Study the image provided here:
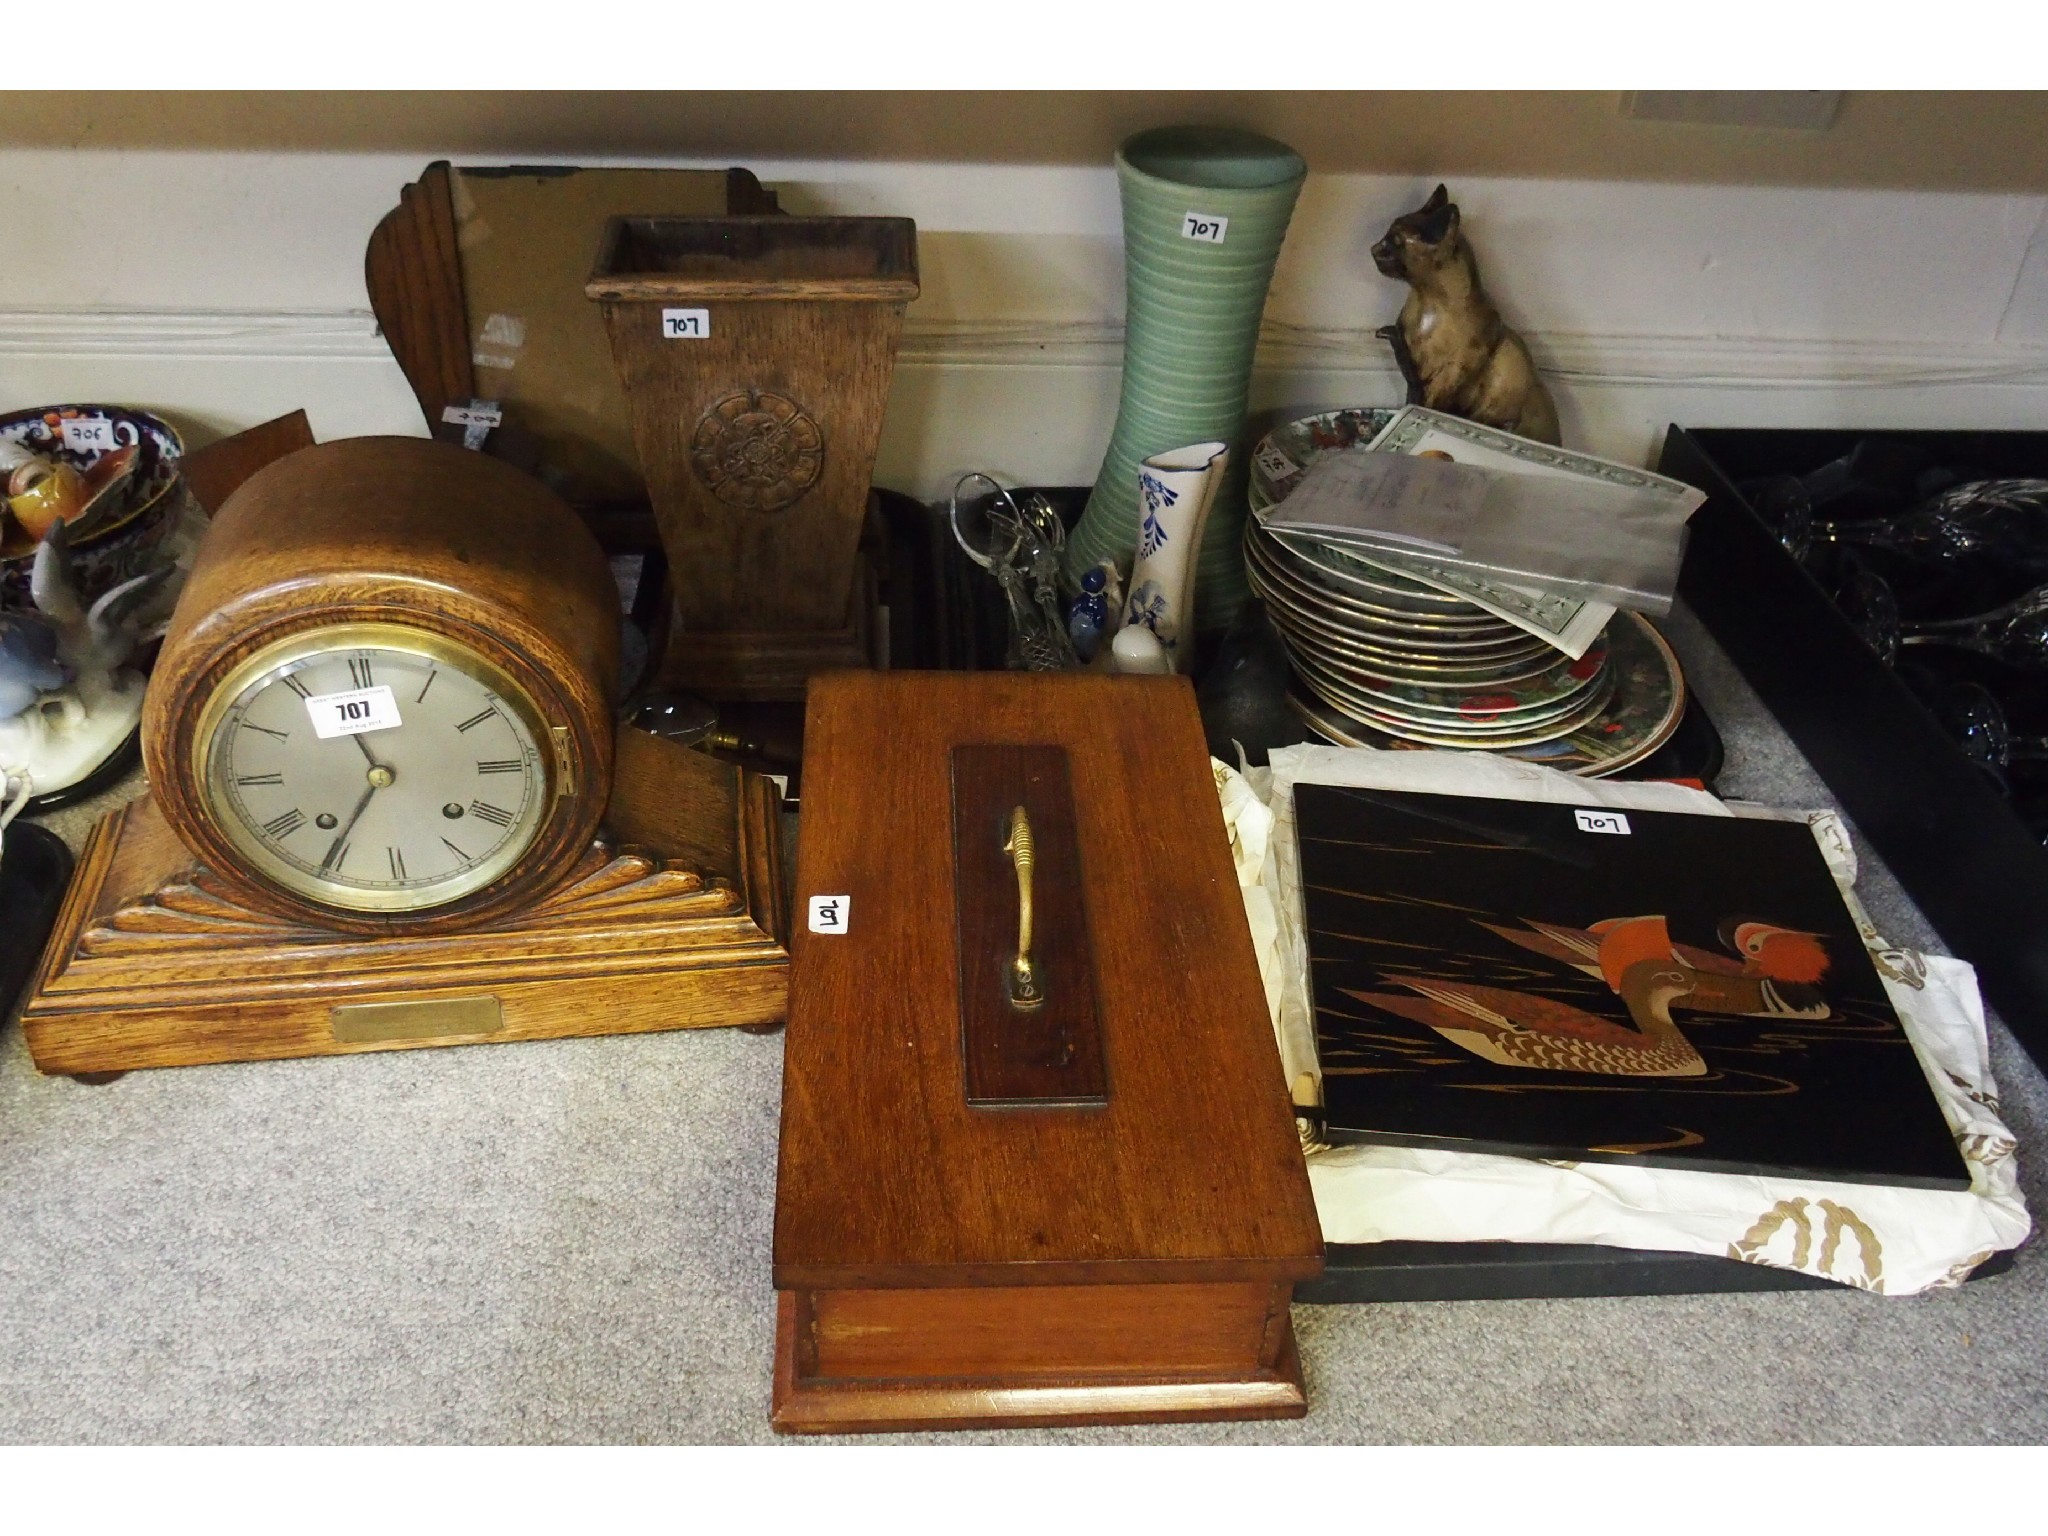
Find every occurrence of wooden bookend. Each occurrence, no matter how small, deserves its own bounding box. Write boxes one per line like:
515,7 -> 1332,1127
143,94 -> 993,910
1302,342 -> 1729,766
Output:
771,673 -> 1321,1433
364,161 -> 474,446
18,729 -> 788,1076
365,162 -> 784,499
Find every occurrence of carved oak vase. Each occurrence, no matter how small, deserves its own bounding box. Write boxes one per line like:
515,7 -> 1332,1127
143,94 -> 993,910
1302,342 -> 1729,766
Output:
587,216 -> 918,698
1065,127 -> 1306,633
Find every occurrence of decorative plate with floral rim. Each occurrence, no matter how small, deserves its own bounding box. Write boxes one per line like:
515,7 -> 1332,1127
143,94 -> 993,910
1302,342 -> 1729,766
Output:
1252,523 -> 1476,612
1247,407 -> 1401,510
2,404 -> 192,613
1287,644 -> 1614,738
1245,533 -> 1523,642
1256,597 -> 1574,685
1247,555 -> 1549,664
1278,627 -> 1611,723
1286,612 -> 1686,774
1,405 -> 184,555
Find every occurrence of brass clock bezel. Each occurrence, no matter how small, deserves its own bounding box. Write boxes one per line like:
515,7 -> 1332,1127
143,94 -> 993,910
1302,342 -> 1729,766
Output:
190,620 -> 562,920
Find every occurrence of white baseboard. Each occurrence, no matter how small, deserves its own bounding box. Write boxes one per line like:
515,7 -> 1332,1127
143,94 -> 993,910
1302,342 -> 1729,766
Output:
0,308 -> 388,360
907,319 -> 2048,390
9,306 -> 2048,496
12,306 -> 2048,388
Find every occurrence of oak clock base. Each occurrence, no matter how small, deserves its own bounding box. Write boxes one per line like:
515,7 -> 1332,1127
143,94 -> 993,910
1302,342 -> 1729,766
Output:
769,1286 -> 1310,1435
20,762 -> 789,1076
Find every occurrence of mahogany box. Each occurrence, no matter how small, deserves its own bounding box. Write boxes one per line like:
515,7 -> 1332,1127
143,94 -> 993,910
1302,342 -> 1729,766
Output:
771,671 -> 1322,1433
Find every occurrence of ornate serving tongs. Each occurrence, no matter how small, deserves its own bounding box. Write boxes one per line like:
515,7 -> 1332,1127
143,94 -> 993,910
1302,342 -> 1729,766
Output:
949,473 -> 1078,672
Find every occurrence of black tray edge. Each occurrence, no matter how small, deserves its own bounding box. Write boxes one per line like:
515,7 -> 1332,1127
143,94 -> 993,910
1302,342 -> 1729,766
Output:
1299,1238 -> 2014,1304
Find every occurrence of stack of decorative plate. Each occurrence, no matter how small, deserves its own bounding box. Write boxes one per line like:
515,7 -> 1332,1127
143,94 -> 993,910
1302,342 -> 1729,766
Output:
1246,409 -> 1687,776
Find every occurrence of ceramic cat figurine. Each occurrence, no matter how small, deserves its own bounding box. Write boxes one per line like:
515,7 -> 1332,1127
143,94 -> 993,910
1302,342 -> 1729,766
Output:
1371,184 -> 1561,446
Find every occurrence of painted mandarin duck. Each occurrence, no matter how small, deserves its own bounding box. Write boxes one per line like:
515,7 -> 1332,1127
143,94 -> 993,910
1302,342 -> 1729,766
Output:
1480,915 -> 1833,1020
1343,915 -> 1834,1079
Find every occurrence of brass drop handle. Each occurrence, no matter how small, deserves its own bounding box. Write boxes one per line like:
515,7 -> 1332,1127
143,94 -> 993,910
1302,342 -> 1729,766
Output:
1003,805 -> 1044,1010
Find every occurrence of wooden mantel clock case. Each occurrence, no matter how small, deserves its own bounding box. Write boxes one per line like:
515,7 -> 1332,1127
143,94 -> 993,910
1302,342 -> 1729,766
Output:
772,672 -> 1323,1433
20,437 -> 788,1074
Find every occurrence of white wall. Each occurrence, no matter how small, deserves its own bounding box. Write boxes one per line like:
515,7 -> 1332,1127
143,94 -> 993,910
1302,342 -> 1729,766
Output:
6,148 -> 2048,497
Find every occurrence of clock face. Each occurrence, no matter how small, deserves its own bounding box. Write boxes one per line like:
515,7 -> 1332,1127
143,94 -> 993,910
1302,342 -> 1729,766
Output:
200,631 -> 553,914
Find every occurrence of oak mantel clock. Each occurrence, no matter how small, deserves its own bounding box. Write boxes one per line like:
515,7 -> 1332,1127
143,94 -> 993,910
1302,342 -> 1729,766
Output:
21,437 -> 788,1076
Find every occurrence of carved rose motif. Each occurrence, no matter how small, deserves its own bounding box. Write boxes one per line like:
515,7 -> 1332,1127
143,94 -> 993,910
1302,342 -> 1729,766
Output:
689,390 -> 824,512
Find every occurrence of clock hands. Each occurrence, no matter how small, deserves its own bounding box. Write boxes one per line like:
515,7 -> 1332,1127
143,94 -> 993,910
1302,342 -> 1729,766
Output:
245,655 -> 531,898
319,751 -> 397,874
320,783 -> 375,873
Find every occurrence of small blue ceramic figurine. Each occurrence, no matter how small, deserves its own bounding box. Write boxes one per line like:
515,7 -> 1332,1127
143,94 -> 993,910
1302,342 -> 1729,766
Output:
1069,564 -> 1111,662
0,611 -> 68,721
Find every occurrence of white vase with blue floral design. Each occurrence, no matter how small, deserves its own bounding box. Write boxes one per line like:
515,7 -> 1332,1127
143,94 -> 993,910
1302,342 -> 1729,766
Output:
1122,440 -> 1229,671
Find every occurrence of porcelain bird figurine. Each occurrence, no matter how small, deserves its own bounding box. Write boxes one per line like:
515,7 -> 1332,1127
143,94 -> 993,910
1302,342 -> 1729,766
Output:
1,520 -> 172,809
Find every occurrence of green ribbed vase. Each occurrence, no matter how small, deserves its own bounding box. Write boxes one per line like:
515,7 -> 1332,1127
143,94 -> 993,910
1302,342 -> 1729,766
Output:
1065,126 -> 1306,630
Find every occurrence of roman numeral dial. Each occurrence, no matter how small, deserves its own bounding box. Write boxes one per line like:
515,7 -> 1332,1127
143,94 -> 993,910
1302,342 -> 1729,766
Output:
207,635 -> 550,914
262,808 -> 305,839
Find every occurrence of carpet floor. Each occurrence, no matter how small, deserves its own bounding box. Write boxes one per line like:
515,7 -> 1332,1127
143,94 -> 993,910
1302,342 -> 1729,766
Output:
3,603 -> 2042,1444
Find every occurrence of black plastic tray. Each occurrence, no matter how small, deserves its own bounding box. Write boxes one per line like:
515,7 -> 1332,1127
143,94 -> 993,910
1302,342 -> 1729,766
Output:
1310,1242 -> 1832,1304
2,820 -> 73,1024
1662,426 -> 2048,1075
